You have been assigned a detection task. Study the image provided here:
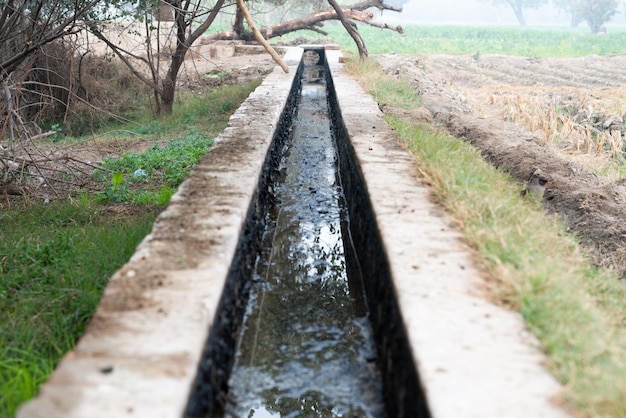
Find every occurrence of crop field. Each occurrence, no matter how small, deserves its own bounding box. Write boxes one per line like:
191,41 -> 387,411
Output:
276,24 -> 626,56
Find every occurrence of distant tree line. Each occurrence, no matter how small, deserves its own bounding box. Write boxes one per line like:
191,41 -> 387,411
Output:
482,0 -> 619,33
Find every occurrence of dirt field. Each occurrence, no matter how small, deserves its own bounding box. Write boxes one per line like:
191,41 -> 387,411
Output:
375,53 -> 626,278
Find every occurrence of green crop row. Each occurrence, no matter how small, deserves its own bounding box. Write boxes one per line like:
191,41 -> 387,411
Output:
275,24 -> 626,57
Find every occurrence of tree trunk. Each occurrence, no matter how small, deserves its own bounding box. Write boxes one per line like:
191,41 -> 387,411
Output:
511,3 -> 527,26
159,1 -> 189,115
234,6 -> 246,39
160,41 -> 186,114
327,0 -> 367,58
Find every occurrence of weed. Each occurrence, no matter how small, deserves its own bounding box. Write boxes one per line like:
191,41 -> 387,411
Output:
99,172 -> 129,203
95,129 -> 213,204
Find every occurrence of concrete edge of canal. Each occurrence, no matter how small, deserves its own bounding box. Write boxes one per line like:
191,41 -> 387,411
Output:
17,47 -> 569,418
330,56 -> 569,418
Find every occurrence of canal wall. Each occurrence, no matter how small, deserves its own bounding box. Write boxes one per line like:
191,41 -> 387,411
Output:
17,47 -> 569,418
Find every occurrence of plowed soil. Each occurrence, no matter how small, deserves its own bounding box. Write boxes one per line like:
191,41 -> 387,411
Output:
375,53 -> 626,278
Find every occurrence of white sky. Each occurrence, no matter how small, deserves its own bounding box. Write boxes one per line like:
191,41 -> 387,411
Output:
381,0 -> 625,26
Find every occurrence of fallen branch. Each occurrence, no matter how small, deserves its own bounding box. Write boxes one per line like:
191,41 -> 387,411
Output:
359,20 -> 404,34
328,0 -> 368,58
206,1 -> 402,42
236,0 -> 288,73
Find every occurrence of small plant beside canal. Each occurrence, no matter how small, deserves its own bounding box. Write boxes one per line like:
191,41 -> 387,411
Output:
96,128 -> 213,205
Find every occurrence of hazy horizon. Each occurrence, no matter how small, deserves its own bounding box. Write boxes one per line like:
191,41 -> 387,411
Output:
379,0 -> 626,27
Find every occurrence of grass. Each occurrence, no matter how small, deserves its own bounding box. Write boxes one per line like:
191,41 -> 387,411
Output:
93,80 -> 261,206
0,198 -> 158,418
346,59 -> 626,417
96,129 -> 213,204
0,79 -> 263,417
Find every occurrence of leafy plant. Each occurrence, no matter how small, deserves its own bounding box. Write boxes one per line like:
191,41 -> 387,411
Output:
99,172 -> 129,203
95,129 -> 213,205
50,123 -> 63,142
203,70 -> 229,79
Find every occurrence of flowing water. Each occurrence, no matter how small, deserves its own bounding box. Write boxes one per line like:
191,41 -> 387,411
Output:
224,62 -> 386,418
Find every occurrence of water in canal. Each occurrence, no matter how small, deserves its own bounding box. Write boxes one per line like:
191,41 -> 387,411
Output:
224,60 -> 386,417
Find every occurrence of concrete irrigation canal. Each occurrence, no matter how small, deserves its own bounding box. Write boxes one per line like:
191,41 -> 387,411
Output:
18,47 -> 570,418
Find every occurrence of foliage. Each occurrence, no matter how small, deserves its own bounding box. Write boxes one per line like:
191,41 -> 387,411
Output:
552,0 -> 584,25
479,0 -> 548,25
96,129 -> 213,204
33,45 -> 149,137
0,198 -> 157,417
482,0 -> 548,7
572,0 -> 619,33
552,0 -> 619,31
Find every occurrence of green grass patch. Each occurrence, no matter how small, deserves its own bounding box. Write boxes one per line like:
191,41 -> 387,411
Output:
274,24 -> 626,57
348,59 -> 626,417
0,198 -> 157,417
96,128 -> 213,204
0,78 -> 263,416
93,80 -> 261,205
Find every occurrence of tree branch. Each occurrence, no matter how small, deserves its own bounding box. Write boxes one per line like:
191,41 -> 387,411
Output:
86,26 -> 162,93
327,0 -> 368,58
236,0 -> 288,72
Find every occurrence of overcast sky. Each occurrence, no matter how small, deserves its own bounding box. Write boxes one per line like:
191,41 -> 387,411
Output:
381,0 -> 625,26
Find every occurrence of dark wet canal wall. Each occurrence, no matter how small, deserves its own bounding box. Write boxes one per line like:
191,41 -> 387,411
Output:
184,48 -> 429,418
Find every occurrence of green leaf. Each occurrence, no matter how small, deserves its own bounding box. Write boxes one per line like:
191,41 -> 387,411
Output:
111,172 -> 124,186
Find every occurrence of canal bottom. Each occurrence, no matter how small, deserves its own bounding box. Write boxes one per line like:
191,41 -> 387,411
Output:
224,63 -> 386,417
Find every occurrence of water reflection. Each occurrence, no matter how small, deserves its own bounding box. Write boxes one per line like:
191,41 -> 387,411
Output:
225,64 -> 385,417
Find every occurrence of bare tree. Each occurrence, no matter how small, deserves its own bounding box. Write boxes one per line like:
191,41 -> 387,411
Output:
89,0 -> 402,115
88,0 -> 226,115
1,0 -> 105,197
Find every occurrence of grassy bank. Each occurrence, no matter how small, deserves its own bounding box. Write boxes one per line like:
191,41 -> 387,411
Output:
346,59 -> 626,417
0,199 -> 158,417
0,79 -> 263,417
